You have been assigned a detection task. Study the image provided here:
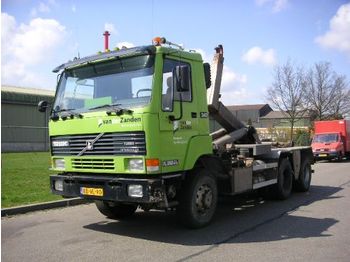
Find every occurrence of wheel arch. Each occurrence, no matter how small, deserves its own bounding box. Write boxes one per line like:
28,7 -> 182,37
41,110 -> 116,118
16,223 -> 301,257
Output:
183,135 -> 213,171
194,154 -> 228,178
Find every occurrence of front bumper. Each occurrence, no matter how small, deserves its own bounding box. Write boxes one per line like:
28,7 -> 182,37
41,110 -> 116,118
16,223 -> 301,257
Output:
313,152 -> 339,160
50,174 -> 166,204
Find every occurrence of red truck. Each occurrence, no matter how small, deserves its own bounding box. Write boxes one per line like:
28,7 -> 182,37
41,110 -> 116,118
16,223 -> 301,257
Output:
312,119 -> 350,161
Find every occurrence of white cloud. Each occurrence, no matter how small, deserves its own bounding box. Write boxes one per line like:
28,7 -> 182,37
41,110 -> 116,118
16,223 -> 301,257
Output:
116,42 -> 135,49
255,0 -> 289,13
2,61 -> 49,88
104,23 -> 117,34
30,0 -> 56,17
1,13 -> 66,87
315,3 -> 350,57
221,66 -> 247,90
30,8 -> 38,17
38,2 -> 50,12
220,66 -> 252,105
242,46 -> 277,66
190,48 -> 253,104
1,13 -> 16,46
72,4 -> 76,13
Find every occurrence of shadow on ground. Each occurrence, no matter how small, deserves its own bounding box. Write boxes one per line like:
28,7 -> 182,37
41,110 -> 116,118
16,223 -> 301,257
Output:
84,185 -> 341,246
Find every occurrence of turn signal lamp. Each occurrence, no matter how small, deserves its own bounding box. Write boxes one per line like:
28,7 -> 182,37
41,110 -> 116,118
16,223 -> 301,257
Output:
146,158 -> 160,172
152,36 -> 184,50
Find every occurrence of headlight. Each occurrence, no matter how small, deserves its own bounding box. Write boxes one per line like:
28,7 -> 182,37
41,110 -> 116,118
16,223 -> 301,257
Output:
127,159 -> 144,171
128,184 -> 143,198
54,159 -> 65,170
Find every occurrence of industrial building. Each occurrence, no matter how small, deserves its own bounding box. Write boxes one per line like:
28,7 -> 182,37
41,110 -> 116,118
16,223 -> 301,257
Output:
259,111 -> 311,128
227,104 -> 273,126
1,86 -> 54,152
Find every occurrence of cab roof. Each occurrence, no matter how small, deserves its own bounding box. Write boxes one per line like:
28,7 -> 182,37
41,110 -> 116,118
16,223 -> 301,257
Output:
52,45 -> 203,73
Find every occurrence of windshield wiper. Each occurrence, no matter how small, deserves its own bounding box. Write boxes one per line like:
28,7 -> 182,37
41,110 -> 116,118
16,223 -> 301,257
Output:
89,103 -> 133,116
88,103 -> 122,110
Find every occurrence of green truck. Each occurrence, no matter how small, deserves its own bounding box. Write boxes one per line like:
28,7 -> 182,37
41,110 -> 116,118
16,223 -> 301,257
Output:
38,36 -> 313,228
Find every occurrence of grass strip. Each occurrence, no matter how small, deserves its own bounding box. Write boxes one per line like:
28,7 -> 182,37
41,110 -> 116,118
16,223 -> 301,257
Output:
1,152 -> 61,208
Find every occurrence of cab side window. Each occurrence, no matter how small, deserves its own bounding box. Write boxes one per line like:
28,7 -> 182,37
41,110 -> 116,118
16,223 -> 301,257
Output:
162,59 -> 192,111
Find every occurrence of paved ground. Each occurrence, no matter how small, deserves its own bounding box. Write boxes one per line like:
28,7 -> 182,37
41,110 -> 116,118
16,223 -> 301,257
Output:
2,161 -> 350,262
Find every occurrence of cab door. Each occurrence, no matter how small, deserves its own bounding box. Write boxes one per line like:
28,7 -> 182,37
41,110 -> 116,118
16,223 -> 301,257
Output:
159,58 -> 199,172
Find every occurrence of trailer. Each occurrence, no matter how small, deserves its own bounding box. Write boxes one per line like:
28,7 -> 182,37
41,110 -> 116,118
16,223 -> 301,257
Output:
39,35 -> 314,228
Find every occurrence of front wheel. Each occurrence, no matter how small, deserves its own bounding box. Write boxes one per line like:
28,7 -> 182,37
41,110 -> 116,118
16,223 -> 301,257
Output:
177,169 -> 218,229
337,152 -> 343,162
95,201 -> 137,219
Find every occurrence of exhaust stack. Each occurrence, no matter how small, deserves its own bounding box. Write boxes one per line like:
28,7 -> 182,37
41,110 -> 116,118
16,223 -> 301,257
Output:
103,31 -> 110,51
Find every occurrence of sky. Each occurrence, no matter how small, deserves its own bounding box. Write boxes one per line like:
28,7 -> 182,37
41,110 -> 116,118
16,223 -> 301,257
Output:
2,0 -> 350,105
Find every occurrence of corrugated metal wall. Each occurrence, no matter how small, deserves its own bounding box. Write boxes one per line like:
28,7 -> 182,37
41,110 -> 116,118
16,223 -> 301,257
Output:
1,90 -> 54,152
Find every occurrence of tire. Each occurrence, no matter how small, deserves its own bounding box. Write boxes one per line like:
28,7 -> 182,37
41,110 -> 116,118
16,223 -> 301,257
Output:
95,201 -> 137,219
337,152 -> 343,162
346,153 -> 350,160
177,169 -> 218,229
294,160 -> 312,192
273,158 -> 293,200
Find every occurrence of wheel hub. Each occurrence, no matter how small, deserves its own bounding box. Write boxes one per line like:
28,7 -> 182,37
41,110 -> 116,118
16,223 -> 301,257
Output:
196,185 -> 213,213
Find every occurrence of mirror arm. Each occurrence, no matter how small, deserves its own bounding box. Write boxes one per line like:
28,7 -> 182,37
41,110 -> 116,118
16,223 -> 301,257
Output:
169,93 -> 183,121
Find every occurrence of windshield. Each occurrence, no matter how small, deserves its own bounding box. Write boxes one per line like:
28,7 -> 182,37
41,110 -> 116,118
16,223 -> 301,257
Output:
313,133 -> 339,143
53,55 -> 154,113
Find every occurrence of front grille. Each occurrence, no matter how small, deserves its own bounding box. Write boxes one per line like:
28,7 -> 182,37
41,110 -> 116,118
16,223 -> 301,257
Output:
316,148 -> 329,152
51,132 -> 146,156
71,158 -> 115,170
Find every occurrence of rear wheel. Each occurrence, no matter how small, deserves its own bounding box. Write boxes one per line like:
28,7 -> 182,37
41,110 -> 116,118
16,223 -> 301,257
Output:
177,169 -> 218,229
346,153 -> 350,160
95,201 -> 137,219
294,160 -> 312,192
274,158 -> 293,200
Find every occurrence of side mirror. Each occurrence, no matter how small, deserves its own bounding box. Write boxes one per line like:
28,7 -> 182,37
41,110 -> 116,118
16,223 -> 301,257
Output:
203,63 -> 211,89
174,65 -> 190,92
38,100 -> 49,112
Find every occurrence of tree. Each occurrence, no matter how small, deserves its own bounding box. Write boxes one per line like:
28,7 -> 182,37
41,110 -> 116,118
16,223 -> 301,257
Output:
305,62 -> 350,120
266,61 -> 307,143
329,75 -> 350,119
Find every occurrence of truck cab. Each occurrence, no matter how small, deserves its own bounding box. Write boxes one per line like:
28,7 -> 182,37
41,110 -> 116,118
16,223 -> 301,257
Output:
312,132 -> 343,160
47,45 -> 210,177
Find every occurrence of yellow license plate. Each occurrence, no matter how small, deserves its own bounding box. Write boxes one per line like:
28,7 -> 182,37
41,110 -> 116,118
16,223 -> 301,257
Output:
80,187 -> 104,197
319,154 -> 328,157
